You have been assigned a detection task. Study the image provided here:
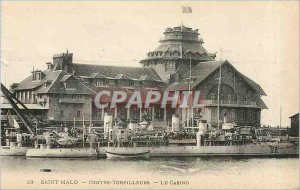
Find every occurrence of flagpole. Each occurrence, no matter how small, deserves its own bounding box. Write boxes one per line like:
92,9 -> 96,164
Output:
217,48 -> 223,130
190,54 -> 194,128
180,6 -> 183,30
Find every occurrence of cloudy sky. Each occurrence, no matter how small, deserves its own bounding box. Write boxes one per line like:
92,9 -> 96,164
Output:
1,1 -> 299,126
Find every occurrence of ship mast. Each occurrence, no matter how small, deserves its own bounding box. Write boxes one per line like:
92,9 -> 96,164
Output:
217,48 -> 223,130
280,106 -> 282,128
188,54 -> 194,128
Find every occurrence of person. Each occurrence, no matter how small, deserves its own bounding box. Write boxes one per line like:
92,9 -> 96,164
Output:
64,124 -> 69,133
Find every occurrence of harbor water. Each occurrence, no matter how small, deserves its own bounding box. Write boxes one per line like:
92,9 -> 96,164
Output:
1,157 -> 299,189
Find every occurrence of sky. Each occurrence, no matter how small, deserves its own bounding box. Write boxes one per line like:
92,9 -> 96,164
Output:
1,1 -> 299,127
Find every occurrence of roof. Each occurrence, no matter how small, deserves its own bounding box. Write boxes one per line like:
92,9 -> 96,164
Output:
167,60 -> 267,109
139,75 -> 159,81
186,61 -> 223,89
89,73 -> 107,78
234,69 -> 267,96
254,95 -> 268,109
167,82 -> 189,91
34,70 -> 63,94
183,60 -> 267,96
289,113 -> 299,118
60,75 -> 72,82
72,63 -> 162,81
44,73 -> 93,95
141,25 -> 215,62
115,74 -> 131,80
25,70 -> 94,95
13,70 -> 59,91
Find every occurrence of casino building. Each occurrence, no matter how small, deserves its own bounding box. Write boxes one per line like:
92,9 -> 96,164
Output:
1,25 -> 267,129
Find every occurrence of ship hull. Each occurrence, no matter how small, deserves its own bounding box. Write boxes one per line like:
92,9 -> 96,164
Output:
98,142 -> 299,158
1,146 -> 29,156
26,148 -> 97,158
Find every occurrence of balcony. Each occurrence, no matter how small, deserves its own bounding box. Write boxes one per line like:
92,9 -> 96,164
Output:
2,98 -> 37,104
21,99 -> 38,104
59,97 -> 85,104
200,100 -> 258,108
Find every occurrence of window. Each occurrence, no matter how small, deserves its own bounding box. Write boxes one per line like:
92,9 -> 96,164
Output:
118,80 -> 133,87
60,110 -> 64,117
33,72 -> 42,81
77,111 -> 81,118
47,63 -> 52,70
165,62 -> 175,71
96,79 -> 107,86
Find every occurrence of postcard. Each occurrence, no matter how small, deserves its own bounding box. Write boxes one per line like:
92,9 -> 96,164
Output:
0,1 -> 299,189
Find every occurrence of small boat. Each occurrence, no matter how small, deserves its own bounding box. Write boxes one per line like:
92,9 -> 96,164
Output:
105,149 -> 150,159
26,148 -> 97,158
56,136 -> 79,146
1,145 -> 29,156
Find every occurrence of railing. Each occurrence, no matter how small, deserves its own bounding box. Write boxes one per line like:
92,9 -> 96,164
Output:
200,100 -> 257,107
59,97 -> 85,104
22,99 -> 38,104
2,98 -> 37,104
160,36 -> 199,42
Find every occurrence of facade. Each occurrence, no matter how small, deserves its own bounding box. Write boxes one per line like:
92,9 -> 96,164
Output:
289,113 -> 299,137
2,25 -> 267,129
141,26 -> 267,128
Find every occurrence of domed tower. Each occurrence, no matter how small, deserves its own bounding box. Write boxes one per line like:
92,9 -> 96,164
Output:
140,26 -> 216,82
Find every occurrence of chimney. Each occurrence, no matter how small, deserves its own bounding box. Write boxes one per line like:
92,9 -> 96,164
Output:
52,51 -> 73,72
46,62 -> 53,70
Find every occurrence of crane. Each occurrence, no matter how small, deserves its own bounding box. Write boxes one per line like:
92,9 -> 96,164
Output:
1,83 -> 36,135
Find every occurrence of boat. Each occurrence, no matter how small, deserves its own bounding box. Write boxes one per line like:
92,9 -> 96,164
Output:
105,148 -> 150,159
26,147 -> 97,158
56,136 -> 79,146
0,131 -> 33,156
99,141 -> 298,158
1,143 -> 29,156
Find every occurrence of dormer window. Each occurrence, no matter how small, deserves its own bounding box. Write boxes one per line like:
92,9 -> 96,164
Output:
117,79 -> 133,87
96,79 -> 107,86
43,80 -> 52,88
46,62 -> 53,70
32,70 -> 43,81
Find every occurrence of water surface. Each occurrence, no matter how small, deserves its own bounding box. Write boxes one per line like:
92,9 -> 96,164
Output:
1,156 -> 299,189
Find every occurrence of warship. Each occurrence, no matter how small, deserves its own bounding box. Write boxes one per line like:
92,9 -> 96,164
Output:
0,83 -> 298,158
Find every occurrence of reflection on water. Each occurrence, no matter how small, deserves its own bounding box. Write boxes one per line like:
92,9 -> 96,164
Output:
1,156 -> 299,189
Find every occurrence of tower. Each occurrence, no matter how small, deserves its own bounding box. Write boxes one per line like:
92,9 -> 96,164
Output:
140,26 -> 216,82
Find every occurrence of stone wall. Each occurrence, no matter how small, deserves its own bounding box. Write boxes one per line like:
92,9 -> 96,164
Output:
46,94 -> 92,122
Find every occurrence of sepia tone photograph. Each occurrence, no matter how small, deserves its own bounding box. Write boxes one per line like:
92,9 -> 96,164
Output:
0,1 -> 299,189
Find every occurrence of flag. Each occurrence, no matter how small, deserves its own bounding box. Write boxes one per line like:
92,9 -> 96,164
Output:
182,6 -> 192,14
